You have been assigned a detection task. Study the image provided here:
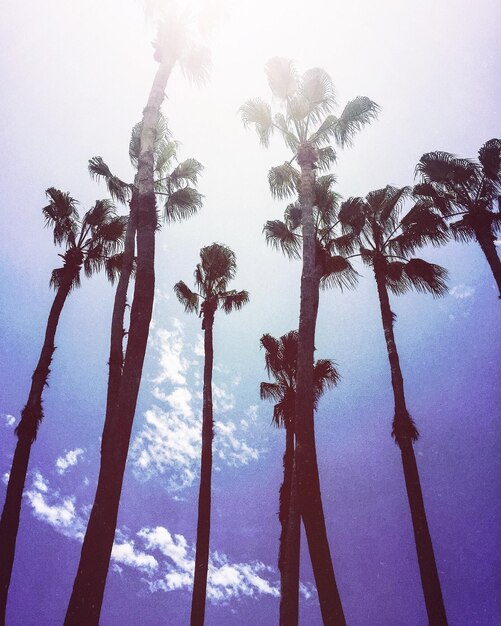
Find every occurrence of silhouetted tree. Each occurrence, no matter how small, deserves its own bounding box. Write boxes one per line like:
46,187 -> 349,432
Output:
88,115 -> 203,442
0,190 -> 126,624
241,57 -> 378,625
174,243 -> 248,626
260,331 -> 339,626
65,9 -> 209,624
415,138 -> 501,297
338,185 -> 449,625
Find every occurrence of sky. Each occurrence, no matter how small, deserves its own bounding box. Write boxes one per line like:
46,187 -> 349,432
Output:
0,0 -> 500,624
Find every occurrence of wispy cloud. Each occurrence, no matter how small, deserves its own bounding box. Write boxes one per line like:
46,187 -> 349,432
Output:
55,448 -> 85,475
25,472 -> 86,540
138,526 -> 279,602
450,284 -> 475,300
25,469 -> 283,605
131,320 -> 262,492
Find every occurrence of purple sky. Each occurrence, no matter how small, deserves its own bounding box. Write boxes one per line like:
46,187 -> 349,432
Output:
1,0 -> 500,624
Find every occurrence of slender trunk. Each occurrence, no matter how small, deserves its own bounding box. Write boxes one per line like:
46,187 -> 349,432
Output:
279,428 -> 299,626
101,191 -> 138,454
373,261 -> 448,626
0,272 -> 73,625
64,57 -> 174,626
289,143 -> 345,626
190,309 -> 215,626
475,227 -> 501,298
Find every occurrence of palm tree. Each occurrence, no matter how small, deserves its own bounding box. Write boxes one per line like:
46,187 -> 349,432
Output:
263,173 -> 356,625
0,189 -> 126,624
174,243 -> 249,626
338,185 -> 449,625
241,60 -> 377,623
88,116 -> 203,443
260,331 -> 339,626
415,138 -> 501,297
64,9 -> 209,624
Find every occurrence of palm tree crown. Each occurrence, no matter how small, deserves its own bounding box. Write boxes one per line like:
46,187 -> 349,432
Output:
240,57 -> 379,164
338,185 -> 449,301
43,187 -> 127,293
88,115 -> 203,225
260,330 -> 340,429
174,243 -> 249,324
415,138 -> 501,297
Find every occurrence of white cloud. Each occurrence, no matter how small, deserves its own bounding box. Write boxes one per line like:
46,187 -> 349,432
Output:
132,320 -> 262,491
152,322 -> 189,387
450,284 -> 475,299
25,472 -> 85,540
139,526 -> 279,603
55,448 -> 85,475
112,540 -> 159,573
2,414 -> 16,428
2,472 -> 10,485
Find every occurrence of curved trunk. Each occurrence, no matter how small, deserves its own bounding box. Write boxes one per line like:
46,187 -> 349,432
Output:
64,57 -> 174,626
475,226 -> 501,298
373,261 -> 448,626
279,427 -> 299,626
289,143 -> 345,626
190,309 -> 215,626
0,271 -> 73,625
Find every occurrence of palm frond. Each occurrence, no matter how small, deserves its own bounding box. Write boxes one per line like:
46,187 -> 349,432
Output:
449,216 -> 477,243
327,232 -> 359,255
169,158 -> 204,187
180,44 -> 211,85
273,113 -> 299,152
83,199 -> 117,227
332,96 -> 380,148
173,280 -> 199,313
220,289 -> 249,313
154,140 -> 179,179
392,203 -> 449,254
284,203 -> 302,231
260,381 -> 284,403
316,146 -> 337,171
197,243 -> 237,294
403,258 -> 448,296
265,57 -> 298,100
43,188 -> 80,247
88,157 -> 132,204
384,261 -> 411,295
268,163 -> 300,200
319,251 -> 359,291
415,151 -> 479,186
164,187 -> 203,222
264,219 -> 302,259
240,99 -> 273,147
338,197 -> 367,233
478,138 -> 501,182
104,252 -> 127,285
298,67 -> 336,123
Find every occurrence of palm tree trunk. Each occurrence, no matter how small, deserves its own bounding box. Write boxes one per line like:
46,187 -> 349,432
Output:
64,56 -> 174,626
0,272 -> 73,625
190,309 -> 215,626
280,430 -> 300,626
475,228 -> 501,298
290,142 -> 345,626
373,261 -> 448,626
101,191 -> 138,454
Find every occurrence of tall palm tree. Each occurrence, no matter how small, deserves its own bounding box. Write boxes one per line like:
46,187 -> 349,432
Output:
260,331 -> 339,626
64,11 -> 209,622
338,185 -> 449,625
0,189 -> 126,624
88,115 -> 203,444
174,243 -> 249,626
241,58 -> 378,625
415,138 -> 501,297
